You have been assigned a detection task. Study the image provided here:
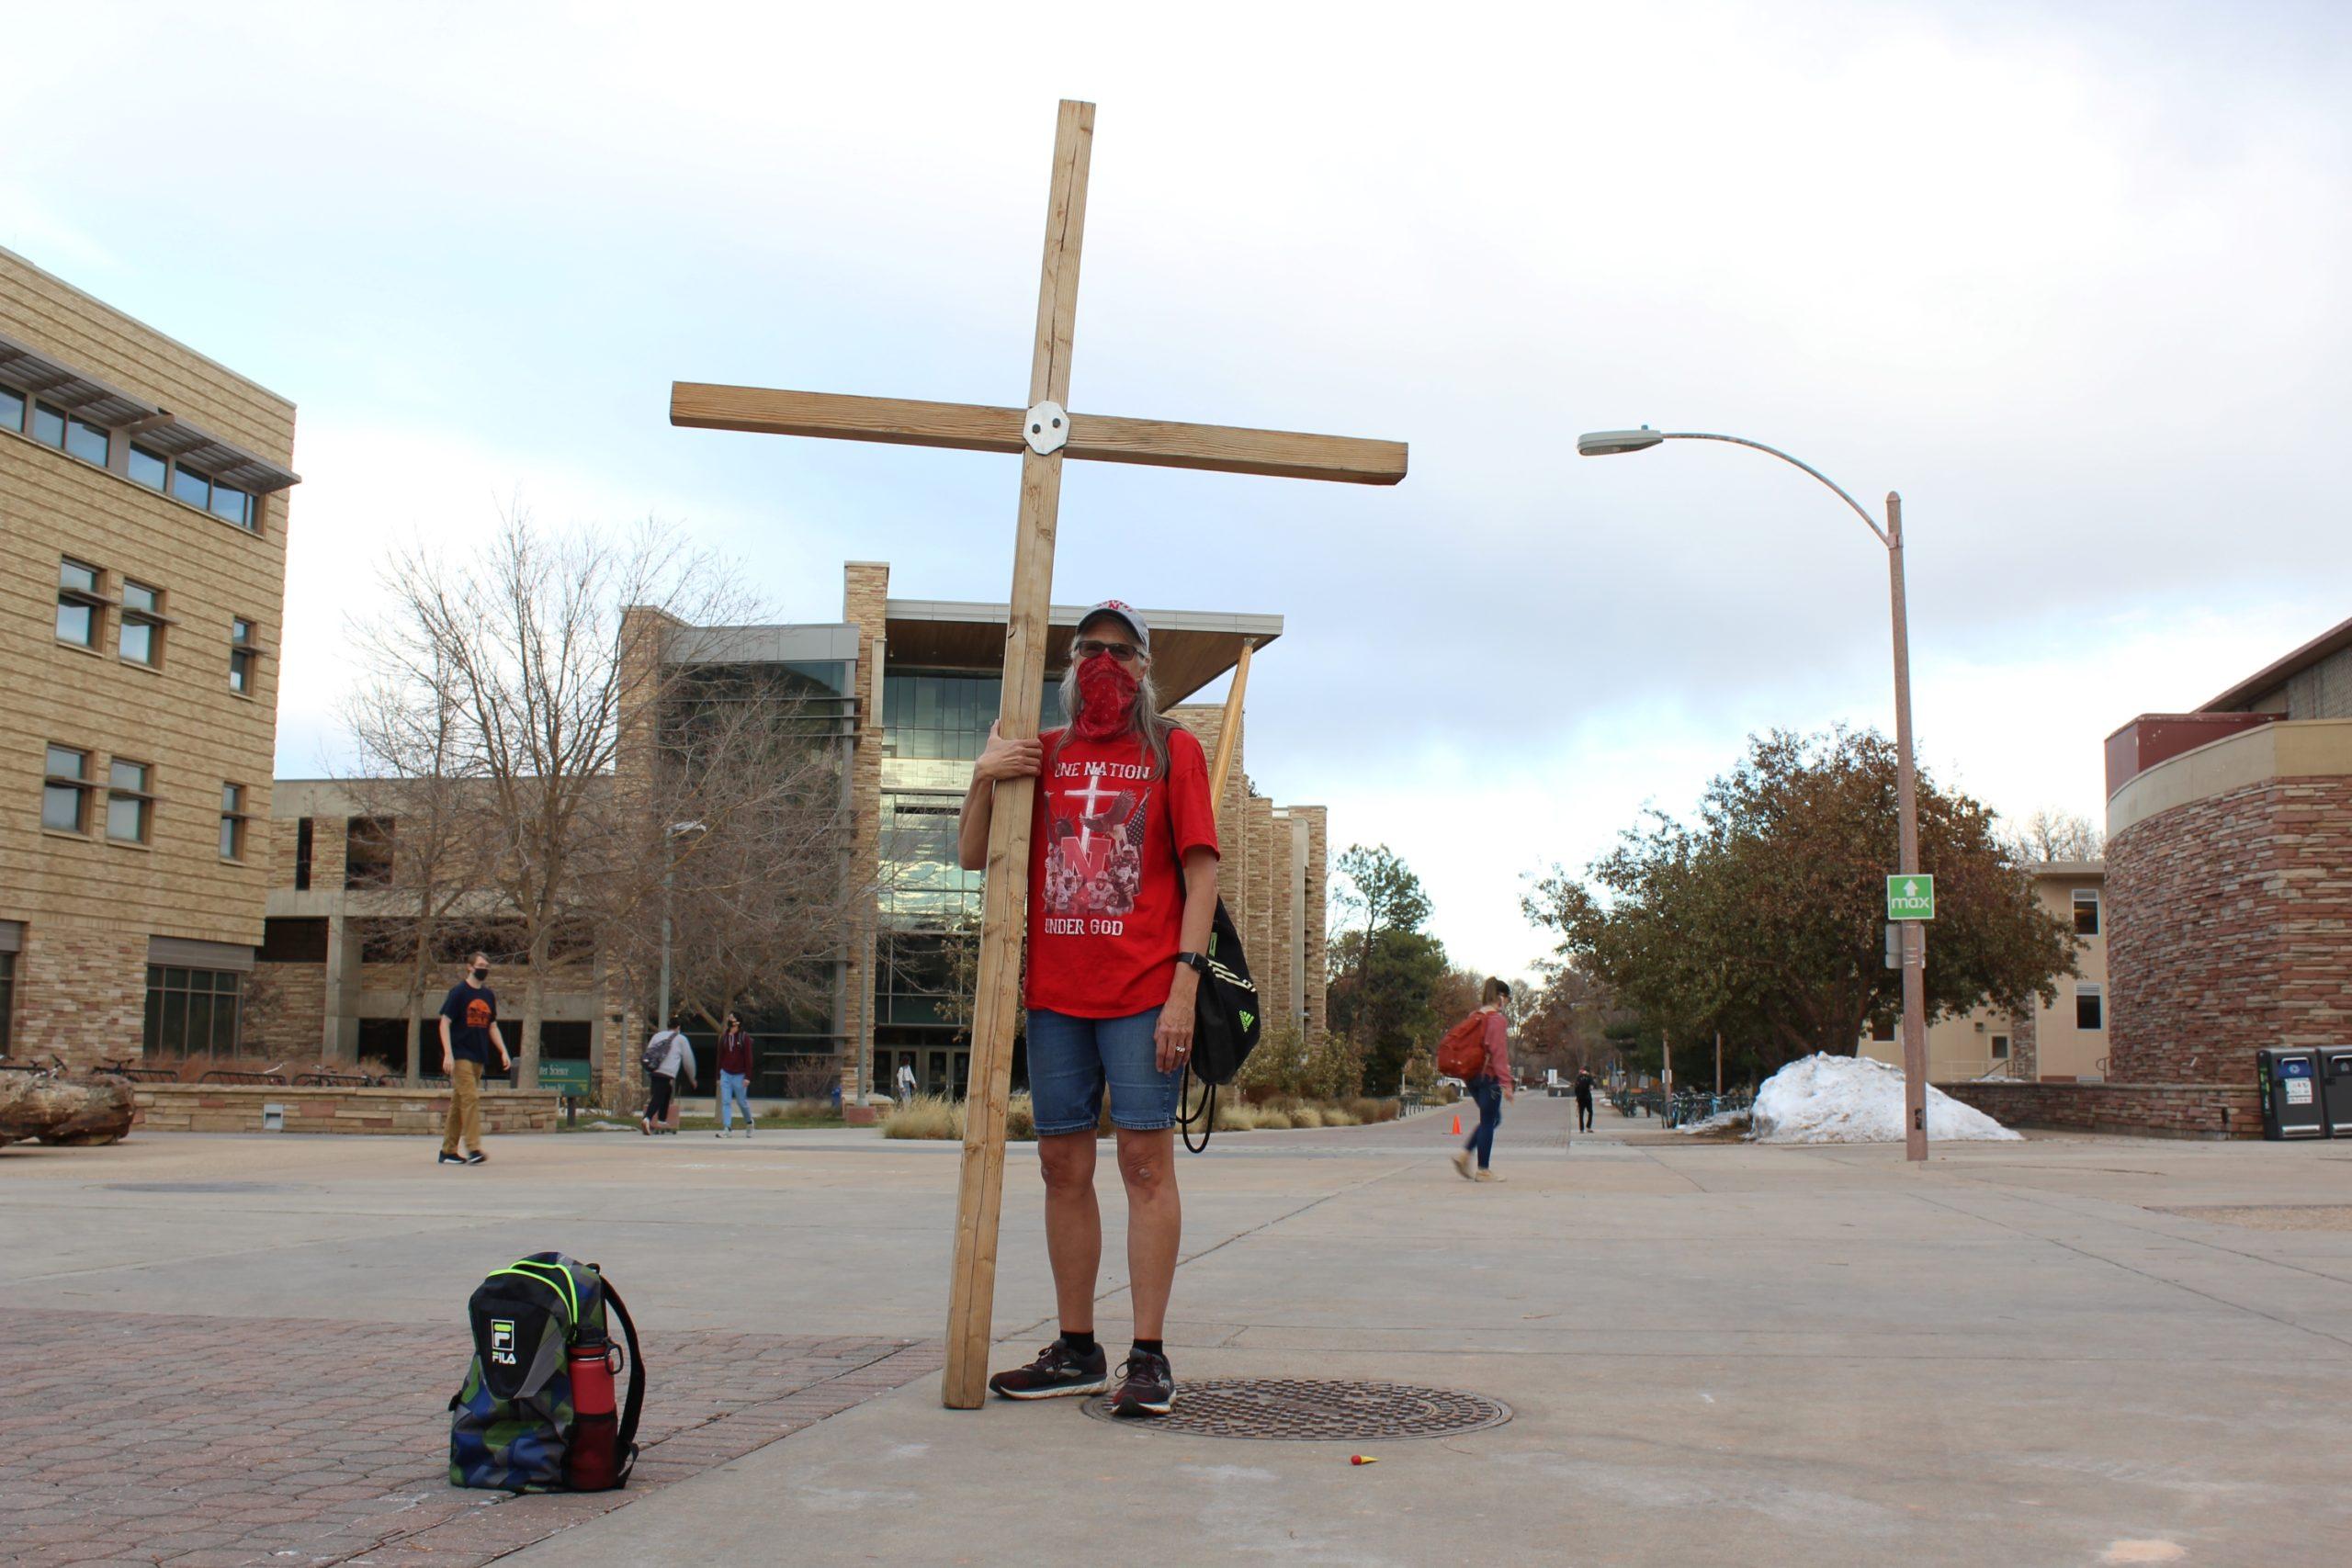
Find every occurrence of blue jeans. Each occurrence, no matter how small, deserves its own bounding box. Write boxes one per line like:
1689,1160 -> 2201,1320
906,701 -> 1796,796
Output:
1464,1076 -> 1504,1168
718,1070 -> 752,1130
1025,1008 -> 1178,1135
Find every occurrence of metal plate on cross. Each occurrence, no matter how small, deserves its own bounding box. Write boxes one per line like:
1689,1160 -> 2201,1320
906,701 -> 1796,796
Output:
1886,874 -> 1936,920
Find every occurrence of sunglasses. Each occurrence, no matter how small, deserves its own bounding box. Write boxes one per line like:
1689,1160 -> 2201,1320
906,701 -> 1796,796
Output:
1073,638 -> 1139,662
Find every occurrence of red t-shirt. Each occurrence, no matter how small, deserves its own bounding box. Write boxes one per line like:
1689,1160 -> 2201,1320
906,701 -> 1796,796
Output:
1024,726 -> 1220,1018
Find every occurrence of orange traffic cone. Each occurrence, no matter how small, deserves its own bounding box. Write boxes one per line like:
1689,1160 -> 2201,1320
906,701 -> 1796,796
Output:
1450,1111 -> 1462,1136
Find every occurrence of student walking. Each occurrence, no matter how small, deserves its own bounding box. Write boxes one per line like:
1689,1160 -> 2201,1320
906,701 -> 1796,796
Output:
959,604 -> 1219,1419
895,1060 -> 918,1103
436,951 -> 511,1167
1452,978 -> 1514,1182
715,1014 -> 754,1137
639,1019 -> 695,1136
1575,1068 -> 1596,1134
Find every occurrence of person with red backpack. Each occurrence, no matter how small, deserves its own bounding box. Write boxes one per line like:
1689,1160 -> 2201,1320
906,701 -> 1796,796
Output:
1444,978 -> 1514,1182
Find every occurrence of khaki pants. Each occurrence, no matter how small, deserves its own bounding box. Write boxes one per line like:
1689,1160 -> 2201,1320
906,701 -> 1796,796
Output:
442,1060 -> 483,1156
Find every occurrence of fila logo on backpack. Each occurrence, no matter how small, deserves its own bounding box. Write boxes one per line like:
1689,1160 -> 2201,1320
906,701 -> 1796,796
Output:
448,1252 -> 645,1493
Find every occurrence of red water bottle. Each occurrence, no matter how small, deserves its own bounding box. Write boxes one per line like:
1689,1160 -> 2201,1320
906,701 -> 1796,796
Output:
564,1335 -> 622,1490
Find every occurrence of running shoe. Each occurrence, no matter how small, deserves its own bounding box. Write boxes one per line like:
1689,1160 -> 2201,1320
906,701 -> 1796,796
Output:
1110,1350 -> 1175,1417
988,1339 -> 1110,1400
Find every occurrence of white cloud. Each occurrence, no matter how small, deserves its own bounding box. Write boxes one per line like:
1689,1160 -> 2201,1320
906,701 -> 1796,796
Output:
5,1 -> 2344,975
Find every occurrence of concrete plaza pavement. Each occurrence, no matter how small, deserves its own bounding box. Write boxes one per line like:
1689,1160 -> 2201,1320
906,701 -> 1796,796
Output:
5,1094 -> 2351,1565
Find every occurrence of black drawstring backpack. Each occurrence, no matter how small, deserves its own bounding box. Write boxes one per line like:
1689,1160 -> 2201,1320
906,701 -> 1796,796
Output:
1177,899 -> 1262,1151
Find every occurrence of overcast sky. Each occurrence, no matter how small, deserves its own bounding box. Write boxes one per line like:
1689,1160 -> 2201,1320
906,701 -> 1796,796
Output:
7,2 -> 2346,979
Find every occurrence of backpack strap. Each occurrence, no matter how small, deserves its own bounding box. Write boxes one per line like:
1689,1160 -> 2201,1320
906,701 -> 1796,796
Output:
603,1278 -> 647,1484
1178,1061 -> 1216,1154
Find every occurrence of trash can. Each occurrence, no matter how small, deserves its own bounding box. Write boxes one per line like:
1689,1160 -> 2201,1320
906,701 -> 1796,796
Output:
2317,1047 -> 2352,1138
2257,1047 -> 2327,1140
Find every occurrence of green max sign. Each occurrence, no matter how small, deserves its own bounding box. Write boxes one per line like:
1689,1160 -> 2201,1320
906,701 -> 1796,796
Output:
1886,874 -> 1936,920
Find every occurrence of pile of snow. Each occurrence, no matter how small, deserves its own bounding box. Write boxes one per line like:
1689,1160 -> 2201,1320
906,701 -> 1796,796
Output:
1748,1053 -> 2021,1145
1677,1108 -> 1751,1137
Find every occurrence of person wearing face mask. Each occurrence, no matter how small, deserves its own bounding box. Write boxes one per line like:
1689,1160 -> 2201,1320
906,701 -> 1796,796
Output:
959,603 -> 1221,1419
436,951 -> 510,1167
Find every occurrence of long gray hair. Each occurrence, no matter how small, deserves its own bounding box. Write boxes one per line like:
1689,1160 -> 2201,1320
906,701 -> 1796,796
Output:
1057,637 -> 1176,778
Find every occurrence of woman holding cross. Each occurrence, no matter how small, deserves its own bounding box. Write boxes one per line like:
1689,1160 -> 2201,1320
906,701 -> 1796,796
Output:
957,601 -> 1222,1419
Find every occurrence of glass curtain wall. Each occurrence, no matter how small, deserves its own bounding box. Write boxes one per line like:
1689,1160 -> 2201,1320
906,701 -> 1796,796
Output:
876,671 -> 1064,1097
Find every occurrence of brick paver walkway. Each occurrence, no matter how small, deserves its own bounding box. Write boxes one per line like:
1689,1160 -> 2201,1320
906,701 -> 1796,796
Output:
0,1313 -> 941,1566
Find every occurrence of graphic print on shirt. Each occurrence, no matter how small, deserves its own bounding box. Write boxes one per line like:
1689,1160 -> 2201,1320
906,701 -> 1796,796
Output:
1040,758 -> 1152,934
466,999 -> 493,1030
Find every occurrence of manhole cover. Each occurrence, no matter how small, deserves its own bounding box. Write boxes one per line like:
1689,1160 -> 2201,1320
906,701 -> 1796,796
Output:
1081,1378 -> 1511,1441
103,1181 -> 304,1194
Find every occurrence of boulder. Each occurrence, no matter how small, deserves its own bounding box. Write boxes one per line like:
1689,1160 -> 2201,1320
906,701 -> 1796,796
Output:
0,1073 -> 136,1146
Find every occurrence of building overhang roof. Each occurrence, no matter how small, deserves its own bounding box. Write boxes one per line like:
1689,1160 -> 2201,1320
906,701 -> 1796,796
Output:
883,599 -> 1282,707
2200,612 -> 2352,714
0,330 -> 300,493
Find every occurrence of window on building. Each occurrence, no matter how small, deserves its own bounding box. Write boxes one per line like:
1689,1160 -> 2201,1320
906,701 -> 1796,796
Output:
2076,983 -> 2105,1032
33,400 -> 66,447
107,759 -> 153,844
294,816 -> 314,890
1870,1014 -> 1896,1043
129,443 -> 167,490
209,480 -> 253,528
64,414 -> 109,466
345,817 -> 395,887
171,463 -> 210,509
119,581 -> 164,667
166,459 -> 256,529
220,784 -> 249,861
1,385 -> 23,433
2073,888 -> 2100,938
1991,1035 -> 2010,1059
356,1017 -> 412,1078
0,950 -> 14,1054
258,917 -> 330,963
143,965 -> 243,1059
57,558 -> 104,649
229,617 -> 256,694
42,745 -> 92,833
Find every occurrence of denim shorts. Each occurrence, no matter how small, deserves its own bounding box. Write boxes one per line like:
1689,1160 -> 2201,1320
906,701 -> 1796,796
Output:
1025,1008 -> 1178,1135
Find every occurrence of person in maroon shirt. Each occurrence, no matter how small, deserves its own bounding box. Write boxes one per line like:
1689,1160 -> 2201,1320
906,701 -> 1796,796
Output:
957,603 -> 1219,1418
714,1013 -> 754,1138
1453,979 -> 1516,1182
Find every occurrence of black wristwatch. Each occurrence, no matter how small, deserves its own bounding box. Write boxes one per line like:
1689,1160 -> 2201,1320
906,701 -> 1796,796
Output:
1175,951 -> 1211,976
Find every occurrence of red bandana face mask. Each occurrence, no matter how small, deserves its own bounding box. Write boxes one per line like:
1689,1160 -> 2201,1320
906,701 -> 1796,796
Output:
1072,651 -> 1139,740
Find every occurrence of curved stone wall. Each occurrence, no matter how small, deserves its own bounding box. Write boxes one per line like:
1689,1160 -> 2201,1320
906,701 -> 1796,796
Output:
2108,771 -> 2352,1085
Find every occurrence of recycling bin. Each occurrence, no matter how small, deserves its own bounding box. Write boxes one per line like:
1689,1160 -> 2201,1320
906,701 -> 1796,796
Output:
2317,1047 -> 2352,1138
2257,1047 -> 2327,1140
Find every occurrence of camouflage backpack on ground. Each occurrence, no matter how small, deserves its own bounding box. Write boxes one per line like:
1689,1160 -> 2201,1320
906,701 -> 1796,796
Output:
447,1251 -> 644,1492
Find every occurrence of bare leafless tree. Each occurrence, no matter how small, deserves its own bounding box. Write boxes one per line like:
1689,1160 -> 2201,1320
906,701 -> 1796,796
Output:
337,655 -> 485,1082
353,509 -> 763,1084
588,665 -> 865,1038
2004,807 -> 2105,864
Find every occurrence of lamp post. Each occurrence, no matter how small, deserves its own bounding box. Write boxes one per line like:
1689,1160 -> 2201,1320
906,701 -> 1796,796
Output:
657,820 -> 708,1032
1577,427 -> 1929,1163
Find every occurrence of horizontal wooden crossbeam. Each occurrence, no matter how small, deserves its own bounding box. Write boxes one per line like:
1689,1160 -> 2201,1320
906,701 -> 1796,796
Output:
671,382 -> 1408,486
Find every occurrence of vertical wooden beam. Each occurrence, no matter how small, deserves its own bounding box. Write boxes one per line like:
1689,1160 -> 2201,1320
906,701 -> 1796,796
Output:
1205,640 -> 1255,830
942,98 -> 1095,1411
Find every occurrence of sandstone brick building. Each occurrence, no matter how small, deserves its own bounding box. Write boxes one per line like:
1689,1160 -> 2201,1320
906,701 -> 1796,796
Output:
1,247 -> 298,1068
253,562 -> 1329,1103
2105,617 -> 2352,1089
1951,615 -> 2351,1136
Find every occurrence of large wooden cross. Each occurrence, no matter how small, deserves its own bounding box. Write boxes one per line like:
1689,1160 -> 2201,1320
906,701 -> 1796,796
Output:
671,99 -> 1405,1409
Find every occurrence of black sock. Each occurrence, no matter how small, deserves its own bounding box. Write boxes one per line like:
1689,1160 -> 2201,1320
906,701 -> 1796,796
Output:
1060,1329 -> 1099,1359
1131,1338 -> 1164,1359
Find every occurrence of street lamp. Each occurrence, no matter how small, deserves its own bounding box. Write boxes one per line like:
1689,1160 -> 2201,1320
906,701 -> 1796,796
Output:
658,820 -> 708,1032
1578,427 -> 1930,1162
